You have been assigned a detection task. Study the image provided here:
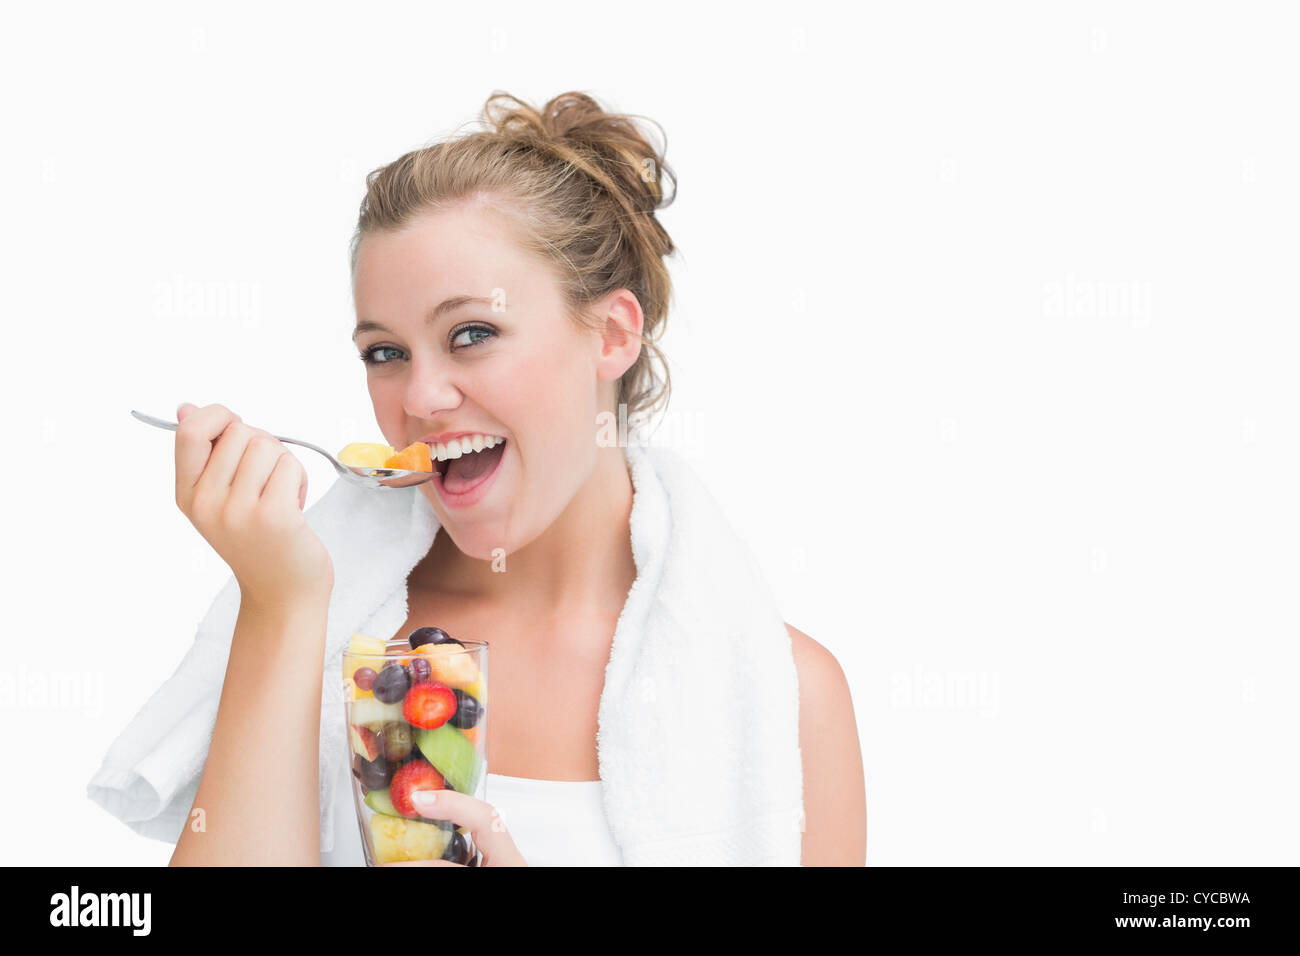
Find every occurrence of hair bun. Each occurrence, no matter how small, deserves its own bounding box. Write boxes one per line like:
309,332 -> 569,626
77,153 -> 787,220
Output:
483,90 -> 675,217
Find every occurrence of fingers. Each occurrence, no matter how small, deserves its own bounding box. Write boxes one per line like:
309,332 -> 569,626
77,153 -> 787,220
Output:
174,403 -> 242,513
175,403 -> 301,521
198,421 -> 259,497
410,790 -> 527,867
262,450 -> 306,515
227,435 -> 288,510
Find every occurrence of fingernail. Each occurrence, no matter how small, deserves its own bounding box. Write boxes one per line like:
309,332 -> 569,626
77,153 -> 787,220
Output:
412,790 -> 437,806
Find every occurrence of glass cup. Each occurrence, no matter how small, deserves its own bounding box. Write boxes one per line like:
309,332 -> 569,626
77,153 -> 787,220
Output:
342,629 -> 489,866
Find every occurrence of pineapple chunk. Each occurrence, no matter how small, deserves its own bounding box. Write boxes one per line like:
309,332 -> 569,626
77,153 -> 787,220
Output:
370,814 -> 452,864
348,633 -> 388,656
345,633 -> 388,699
338,442 -> 396,468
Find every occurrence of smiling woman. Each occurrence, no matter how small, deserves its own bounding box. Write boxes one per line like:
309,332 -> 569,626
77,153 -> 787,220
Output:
336,91 -> 864,866
88,90 -> 865,868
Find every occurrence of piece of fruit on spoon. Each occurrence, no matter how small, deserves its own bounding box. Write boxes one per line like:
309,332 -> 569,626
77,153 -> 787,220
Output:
337,442 -> 394,468
337,441 -> 433,472
385,442 -> 432,472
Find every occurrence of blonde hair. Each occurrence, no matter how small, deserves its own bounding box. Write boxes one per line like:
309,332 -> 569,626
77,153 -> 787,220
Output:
349,90 -> 678,428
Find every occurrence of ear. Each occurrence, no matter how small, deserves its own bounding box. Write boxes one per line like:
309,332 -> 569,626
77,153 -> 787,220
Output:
592,289 -> 645,384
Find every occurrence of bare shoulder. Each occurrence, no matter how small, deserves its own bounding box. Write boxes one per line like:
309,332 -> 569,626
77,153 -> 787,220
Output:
785,622 -> 867,866
787,623 -> 846,690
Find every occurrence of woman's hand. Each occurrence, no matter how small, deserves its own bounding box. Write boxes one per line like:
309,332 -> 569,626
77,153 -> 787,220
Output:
382,789 -> 528,867
174,402 -> 334,610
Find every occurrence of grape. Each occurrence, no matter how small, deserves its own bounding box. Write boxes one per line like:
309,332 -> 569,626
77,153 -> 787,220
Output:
442,830 -> 470,864
408,656 -> 432,684
379,721 -> 413,762
373,662 -> 410,703
352,667 -> 377,691
449,689 -> 482,729
355,754 -> 393,792
409,626 -> 463,648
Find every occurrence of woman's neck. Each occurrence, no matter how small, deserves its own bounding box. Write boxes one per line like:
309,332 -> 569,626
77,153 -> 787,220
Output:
417,443 -> 637,620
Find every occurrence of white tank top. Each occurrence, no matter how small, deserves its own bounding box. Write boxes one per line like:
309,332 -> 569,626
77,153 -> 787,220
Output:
321,758 -> 624,866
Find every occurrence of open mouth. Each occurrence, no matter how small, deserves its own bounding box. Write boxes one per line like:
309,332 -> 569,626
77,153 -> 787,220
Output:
434,439 -> 507,498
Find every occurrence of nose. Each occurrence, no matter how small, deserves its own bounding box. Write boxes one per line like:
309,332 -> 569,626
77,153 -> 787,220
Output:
402,356 -> 463,421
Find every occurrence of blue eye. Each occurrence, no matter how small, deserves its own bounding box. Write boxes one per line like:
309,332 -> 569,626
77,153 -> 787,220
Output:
450,324 -> 497,349
358,345 -> 403,366
358,323 -> 497,366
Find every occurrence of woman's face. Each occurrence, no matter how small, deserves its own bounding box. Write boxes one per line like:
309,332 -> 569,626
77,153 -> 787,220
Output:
351,200 -> 634,559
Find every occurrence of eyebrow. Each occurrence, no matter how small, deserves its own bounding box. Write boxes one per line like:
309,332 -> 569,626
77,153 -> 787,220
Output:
352,295 -> 494,341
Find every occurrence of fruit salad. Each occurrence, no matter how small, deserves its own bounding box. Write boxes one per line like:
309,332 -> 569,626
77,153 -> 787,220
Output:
343,628 -> 487,866
338,441 -> 434,473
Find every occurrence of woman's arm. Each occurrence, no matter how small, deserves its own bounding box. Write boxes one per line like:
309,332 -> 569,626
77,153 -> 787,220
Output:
170,595 -> 330,866
788,622 -> 867,866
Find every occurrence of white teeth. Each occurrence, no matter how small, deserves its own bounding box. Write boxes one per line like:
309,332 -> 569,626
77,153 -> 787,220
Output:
428,434 -> 505,462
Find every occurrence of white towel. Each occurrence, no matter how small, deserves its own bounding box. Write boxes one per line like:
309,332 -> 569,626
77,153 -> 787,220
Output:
88,440 -> 805,865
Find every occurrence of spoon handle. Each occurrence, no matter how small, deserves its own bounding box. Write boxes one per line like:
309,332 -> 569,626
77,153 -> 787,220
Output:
130,409 -> 180,432
131,409 -> 334,464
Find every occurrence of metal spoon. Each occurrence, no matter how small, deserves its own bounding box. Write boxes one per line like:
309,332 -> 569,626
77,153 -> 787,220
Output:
130,409 -> 435,490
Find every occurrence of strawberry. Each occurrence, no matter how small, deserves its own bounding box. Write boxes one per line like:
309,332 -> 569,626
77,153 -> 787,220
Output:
389,759 -> 446,818
402,680 -> 457,730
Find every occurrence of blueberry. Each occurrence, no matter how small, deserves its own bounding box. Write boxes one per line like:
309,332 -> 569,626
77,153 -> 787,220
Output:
372,662 -> 410,703
409,627 -> 463,648
449,689 -> 482,729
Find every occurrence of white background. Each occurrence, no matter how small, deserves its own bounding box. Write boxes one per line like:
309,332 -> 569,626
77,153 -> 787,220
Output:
2,1 -> 1296,865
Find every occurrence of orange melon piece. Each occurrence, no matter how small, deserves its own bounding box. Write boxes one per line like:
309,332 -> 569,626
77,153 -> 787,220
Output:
385,442 -> 432,472
413,642 -> 480,688
461,725 -> 479,747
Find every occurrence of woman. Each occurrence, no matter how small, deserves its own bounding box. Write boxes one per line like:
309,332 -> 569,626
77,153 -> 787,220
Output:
104,91 -> 865,865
